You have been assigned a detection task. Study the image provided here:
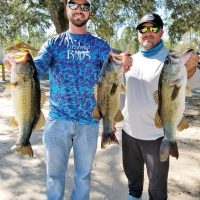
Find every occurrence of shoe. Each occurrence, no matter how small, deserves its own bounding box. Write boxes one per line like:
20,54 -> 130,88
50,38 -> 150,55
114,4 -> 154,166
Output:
128,194 -> 141,200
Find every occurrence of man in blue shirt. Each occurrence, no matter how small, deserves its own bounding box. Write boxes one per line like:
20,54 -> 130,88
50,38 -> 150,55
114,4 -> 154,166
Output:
34,0 -> 132,199
3,1 -> 131,199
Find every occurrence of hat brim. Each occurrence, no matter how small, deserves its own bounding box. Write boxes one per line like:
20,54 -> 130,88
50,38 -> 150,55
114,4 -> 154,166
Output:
136,21 -> 159,30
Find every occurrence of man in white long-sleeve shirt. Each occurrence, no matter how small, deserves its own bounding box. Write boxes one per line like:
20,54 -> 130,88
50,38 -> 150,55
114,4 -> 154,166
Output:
122,13 -> 200,200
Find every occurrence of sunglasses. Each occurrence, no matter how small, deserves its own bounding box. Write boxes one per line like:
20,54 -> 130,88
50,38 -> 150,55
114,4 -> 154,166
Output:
67,2 -> 90,12
138,26 -> 161,34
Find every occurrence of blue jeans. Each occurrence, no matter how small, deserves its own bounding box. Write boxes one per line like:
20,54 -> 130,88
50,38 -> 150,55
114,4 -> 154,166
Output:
43,117 -> 99,200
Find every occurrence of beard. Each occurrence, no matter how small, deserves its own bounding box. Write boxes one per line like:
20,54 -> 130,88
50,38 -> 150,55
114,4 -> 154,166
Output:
69,14 -> 90,27
141,37 -> 156,50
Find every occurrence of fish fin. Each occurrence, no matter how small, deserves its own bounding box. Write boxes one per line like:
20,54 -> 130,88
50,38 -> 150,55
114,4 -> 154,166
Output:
153,90 -> 159,104
9,117 -> 18,128
111,54 -> 123,61
92,106 -> 102,120
177,117 -> 189,131
154,110 -> 162,128
170,142 -> 179,159
33,111 -> 46,131
40,91 -> 47,108
114,110 -> 124,122
121,85 -> 126,93
110,83 -> 118,95
160,138 -> 179,162
11,143 -> 33,157
171,85 -> 180,101
185,85 -> 192,96
160,138 -> 170,162
101,131 -> 119,149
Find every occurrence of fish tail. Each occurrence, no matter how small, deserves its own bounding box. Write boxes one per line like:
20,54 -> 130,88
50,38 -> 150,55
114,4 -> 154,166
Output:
101,132 -> 119,149
154,110 -> 163,128
169,142 -> 179,159
160,138 -> 179,162
160,139 -> 170,162
177,117 -> 189,131
11,143 -> 33,157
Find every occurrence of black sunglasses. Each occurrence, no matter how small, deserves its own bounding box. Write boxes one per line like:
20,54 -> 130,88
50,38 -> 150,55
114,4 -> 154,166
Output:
67,2 -> 90,12
138,26 -> 161,34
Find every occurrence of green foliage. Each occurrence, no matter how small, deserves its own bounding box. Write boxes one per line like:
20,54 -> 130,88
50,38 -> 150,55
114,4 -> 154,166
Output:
165,32 -> 200,52
89,0 -> 159,50
110,27 -> 138,52
165,0 -> 200,43
90,0 -> 158,40
0,0 -> 51,45
0,0 -> 199,50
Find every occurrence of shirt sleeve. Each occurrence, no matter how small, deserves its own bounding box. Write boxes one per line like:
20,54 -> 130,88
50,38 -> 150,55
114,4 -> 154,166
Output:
187,68 -> 200,90
99,41 -> 110,65
34,40 -> 53,79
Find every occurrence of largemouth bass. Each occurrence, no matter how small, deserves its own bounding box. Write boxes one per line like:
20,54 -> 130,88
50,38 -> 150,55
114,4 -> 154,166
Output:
93,51 -> 125,148
8,51 -> 45,157
155,49 -> 193,162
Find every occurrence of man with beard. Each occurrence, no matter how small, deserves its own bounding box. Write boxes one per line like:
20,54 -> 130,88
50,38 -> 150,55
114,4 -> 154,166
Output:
33,0 -> 132,200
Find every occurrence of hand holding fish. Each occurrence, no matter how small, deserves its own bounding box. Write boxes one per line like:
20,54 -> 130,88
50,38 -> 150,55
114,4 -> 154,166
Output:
109,50 -> 132,73
3,51 -> 30,70
3,53 -> 15,70
120,50 -> 133,72
185,52 -> 200,78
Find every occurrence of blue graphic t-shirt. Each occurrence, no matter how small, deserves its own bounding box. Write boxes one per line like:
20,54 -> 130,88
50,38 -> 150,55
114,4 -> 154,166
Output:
34,31 -> 110,124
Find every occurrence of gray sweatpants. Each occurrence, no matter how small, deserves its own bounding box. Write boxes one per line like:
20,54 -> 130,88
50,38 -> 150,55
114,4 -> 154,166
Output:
122,130 -> 169,200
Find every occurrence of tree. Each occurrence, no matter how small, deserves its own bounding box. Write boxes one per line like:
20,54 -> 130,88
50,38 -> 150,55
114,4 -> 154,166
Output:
0,0 -> 52,45
1,0 -> 199,48
39,0 -> 68,33
165,0 -> 200,43
90,0 -> 158,40
111,27 -> 138,52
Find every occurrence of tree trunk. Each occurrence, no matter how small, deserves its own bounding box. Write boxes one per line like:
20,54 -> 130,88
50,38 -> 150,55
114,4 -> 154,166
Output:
48,1 -> 68,34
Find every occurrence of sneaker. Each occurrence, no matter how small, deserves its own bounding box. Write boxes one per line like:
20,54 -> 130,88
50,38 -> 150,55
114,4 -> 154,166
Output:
128,194 -> 142,200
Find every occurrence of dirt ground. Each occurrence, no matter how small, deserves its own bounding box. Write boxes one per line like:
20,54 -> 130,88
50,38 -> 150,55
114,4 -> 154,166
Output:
0,73 -> 200,200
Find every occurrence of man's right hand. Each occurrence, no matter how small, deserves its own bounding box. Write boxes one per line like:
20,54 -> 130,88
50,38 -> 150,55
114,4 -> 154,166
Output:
3,51 -> 29,70
3,55 -> 12,70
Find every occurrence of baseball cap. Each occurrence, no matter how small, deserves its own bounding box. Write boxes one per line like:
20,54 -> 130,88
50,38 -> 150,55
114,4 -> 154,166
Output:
67,0 -> 91,4
136,13 -> 164,29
